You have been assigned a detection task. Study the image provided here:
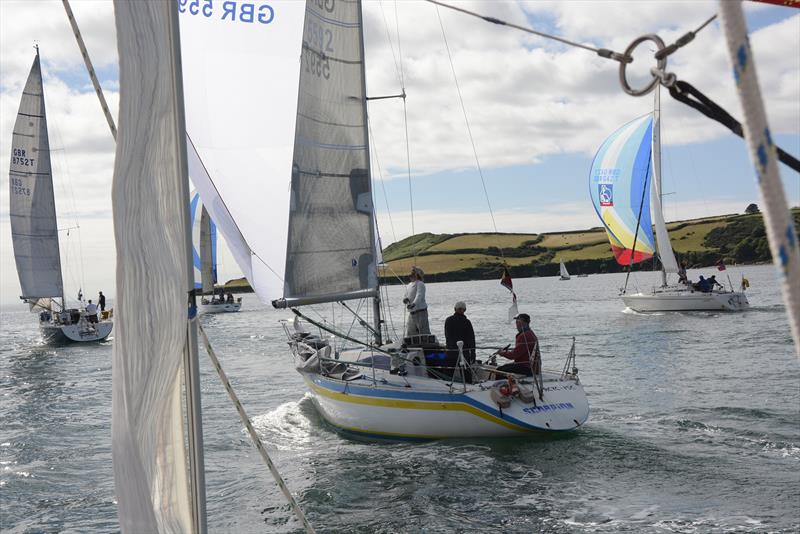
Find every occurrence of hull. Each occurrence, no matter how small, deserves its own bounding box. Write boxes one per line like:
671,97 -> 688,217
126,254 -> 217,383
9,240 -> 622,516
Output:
623,287 -> 749,312
40,320 -> 113,343
200,302 -> 241,314
301,370 -> 588,440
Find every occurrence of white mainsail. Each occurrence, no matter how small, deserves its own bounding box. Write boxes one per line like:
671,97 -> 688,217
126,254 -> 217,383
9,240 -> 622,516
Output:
179,4 -> 306,303
281,0 -> 378,305
9,51 -> 64,303
560,260 -> 570,280
112,1 -> 200,531
190,190 -> 216,294
650,86 -> 680,275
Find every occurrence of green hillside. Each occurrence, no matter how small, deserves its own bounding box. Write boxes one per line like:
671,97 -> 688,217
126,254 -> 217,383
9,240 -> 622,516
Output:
379,209 -> 800,283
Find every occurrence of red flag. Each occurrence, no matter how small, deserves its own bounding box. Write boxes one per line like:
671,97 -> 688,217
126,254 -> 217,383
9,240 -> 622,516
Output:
500,267 -> 513,292
717,260 -> 726,271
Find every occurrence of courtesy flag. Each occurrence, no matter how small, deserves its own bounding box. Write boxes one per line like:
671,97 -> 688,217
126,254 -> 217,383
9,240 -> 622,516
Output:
500,267 -> 513,292
717,260 -> 727,271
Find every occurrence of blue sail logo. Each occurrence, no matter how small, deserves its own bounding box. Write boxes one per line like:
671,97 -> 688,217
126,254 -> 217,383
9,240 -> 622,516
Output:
599,184 -> 614,206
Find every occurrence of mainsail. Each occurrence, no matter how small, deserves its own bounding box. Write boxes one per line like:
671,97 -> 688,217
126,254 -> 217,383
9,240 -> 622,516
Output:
190,191 -> 217,294
589,115 -> 655,266
9,51 -> 64,302
650,87 -> 680,274
281,0 -> 378,305
560,260 -> 570,279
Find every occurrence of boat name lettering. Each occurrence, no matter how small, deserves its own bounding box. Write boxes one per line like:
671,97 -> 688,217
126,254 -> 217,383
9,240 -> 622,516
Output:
522,402 -> 574,414
543,384 -> 575,392
178,0 -> 275,25
10,177 -> 31,197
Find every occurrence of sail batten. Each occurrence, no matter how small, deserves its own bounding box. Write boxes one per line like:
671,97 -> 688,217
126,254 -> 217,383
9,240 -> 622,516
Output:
9,52 -> 63,301
589,115 -> 656,266
283,0 -> 377,303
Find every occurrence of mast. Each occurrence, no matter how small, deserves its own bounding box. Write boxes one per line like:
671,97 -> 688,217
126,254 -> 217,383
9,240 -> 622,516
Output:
356,0 -> 383,345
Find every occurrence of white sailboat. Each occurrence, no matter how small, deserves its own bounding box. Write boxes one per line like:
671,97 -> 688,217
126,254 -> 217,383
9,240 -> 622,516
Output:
559,259 -> 571,280
9,49 -> 112,343
590,87 -> 749,312
190,191 -> 241,314
269,0 -> 588,439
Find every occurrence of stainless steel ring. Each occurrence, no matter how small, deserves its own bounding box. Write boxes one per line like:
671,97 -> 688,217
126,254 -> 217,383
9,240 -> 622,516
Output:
619,34 -> 667,97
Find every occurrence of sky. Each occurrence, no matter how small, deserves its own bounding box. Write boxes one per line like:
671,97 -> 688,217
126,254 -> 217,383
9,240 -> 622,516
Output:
0,0 -> 798,307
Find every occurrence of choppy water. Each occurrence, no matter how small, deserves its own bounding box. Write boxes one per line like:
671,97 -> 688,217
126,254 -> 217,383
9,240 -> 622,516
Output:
1,265 -> 798,533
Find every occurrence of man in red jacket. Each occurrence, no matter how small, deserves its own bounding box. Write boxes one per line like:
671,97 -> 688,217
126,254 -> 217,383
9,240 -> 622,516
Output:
495,313 -> 541,377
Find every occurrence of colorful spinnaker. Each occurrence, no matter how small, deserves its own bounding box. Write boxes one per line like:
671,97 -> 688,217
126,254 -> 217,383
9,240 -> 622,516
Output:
589,115 -> 655,265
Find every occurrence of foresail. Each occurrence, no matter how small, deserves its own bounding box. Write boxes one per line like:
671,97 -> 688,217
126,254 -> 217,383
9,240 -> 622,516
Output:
179,5 -> 306,303
9,53 -> 63,301
112,2 -> 193,531
589,115 -> 655,266
283,0 -> 377,303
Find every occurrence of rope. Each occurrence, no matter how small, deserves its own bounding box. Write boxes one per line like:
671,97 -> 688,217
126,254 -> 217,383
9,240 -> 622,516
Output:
668,81 -> 799,172
426,0 -> 631,63
718,1 -> 800,358
198,326 -> 316,533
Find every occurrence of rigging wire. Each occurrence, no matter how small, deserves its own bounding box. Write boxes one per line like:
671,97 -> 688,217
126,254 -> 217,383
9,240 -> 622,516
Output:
426,0 -> 631,64
367,119 -> 398,244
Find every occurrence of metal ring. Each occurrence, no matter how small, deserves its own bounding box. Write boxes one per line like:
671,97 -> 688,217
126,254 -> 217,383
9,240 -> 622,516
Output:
619,34 -> 667,97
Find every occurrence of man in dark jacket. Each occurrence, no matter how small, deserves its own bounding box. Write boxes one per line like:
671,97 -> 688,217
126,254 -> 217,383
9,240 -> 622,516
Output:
495,313 -> 540,377
98,291 -> 106,312
444,301 -> 476,364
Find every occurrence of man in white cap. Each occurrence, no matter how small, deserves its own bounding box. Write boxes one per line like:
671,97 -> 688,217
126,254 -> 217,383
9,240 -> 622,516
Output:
445,300 -> 476,366
403,266 -> 429,336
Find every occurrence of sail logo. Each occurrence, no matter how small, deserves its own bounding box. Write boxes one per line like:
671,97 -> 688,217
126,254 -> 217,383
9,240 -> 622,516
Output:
599,184 -> 613,206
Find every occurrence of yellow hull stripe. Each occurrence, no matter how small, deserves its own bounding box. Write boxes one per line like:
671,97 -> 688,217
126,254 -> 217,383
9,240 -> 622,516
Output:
306,379 -> 535,434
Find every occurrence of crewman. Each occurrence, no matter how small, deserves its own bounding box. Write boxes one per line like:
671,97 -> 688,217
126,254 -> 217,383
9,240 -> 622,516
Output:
403,266 -> 430,336
495,313 -> 540,377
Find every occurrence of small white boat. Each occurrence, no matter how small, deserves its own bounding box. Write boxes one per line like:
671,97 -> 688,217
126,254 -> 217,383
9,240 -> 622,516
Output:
190,191 -> 242,314
590,87 -> 748,312
559,259 -> 571,281
9,50 -> 112,342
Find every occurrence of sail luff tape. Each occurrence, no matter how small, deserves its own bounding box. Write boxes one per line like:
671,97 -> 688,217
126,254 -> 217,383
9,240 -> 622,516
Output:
198,326 -> 316,533
719,0 -> 800,358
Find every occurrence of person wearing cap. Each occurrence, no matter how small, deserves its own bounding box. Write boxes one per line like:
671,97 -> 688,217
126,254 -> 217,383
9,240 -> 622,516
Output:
494,313 -> 540,377
403,266 -> 430,336
445,301 -> 476,369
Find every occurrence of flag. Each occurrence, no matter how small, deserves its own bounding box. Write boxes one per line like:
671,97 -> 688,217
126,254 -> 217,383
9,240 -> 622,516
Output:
507,292 -> 518,323
716,260 -> 726,271
500,267 -> 513,292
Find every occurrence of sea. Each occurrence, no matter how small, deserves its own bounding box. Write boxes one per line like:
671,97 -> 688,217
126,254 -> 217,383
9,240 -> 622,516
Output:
1,264 -> 798,533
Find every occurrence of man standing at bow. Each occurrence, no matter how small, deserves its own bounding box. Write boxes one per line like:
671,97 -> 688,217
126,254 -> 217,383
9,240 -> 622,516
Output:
403,266 -> 430,336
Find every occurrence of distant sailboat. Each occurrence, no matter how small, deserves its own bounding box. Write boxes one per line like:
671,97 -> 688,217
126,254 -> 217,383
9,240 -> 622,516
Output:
559,259 -> 571,281
9,49 -> 112,342
589,87 -> 749,312
190,191 -> 241,314
269,0 -> 589,439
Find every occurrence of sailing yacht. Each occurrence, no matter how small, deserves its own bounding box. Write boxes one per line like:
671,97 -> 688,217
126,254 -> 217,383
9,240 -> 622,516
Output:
269,0 -> 588,439
589,88 -> 749,312
559,259 -> 571,280
190,191 -> 241,314
9,50 -> 112,342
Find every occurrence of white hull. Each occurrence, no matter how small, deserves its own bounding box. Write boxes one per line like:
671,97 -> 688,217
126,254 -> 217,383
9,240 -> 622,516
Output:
622,286 -> 749,312
40,320 -> 113,343
200,302 -> 241,314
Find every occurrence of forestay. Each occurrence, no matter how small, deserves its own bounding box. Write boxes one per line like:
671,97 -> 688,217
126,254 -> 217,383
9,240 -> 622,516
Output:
179,3 -> 306,303
589,115 -> 655,266
190,190 -> 217,293
9,52 -> 64,301
282,0 -> 378,304
112,2 -> 193,531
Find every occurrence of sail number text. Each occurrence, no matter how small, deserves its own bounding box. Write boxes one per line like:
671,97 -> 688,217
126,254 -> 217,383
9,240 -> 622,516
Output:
177,0 -> 275,24
10,177 -> 31,197
303,46 -> 330,79
11,148 -> 35,168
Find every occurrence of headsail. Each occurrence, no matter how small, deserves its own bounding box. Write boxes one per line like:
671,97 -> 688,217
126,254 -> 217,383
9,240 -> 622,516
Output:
190,191 -> 217,294
9,51 -> 64,302
112,1 -> 202,531
560,260 -> 570,279
589,115 -> 655,266
281,0 -> 378,306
